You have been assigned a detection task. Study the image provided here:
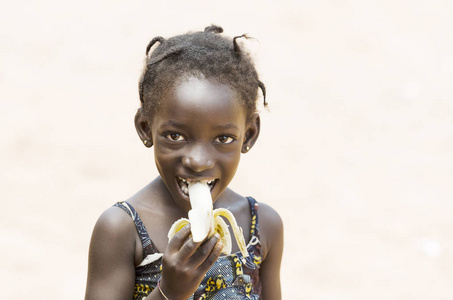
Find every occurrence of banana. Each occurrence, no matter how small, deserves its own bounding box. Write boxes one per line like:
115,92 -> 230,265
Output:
187,182 -> 214,242
167,182 -> 249,259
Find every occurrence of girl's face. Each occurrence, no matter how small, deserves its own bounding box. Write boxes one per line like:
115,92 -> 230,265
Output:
148,76 -> 257,211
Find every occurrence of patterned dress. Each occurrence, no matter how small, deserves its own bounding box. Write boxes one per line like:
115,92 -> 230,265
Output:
114,197 -> 263,300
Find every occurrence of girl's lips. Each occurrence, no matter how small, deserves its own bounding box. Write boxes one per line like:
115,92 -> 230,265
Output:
176,176 -> 218,198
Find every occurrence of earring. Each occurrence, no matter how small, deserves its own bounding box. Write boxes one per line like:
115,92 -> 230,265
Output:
143,140 -> 148,145
245,145 -> 250,151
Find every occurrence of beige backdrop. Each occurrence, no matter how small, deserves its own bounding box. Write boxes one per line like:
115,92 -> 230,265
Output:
1,0 -> 452,299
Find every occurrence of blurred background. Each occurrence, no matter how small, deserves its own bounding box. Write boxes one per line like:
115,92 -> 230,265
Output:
1,0 -> 452,299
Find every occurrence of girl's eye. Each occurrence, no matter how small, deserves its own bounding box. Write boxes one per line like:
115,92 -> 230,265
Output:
166,133 -> 185,141
215,135 -> 235,144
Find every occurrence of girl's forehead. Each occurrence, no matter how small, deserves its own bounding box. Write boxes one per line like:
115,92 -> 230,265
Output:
168,77 -> 242,112
154,77 -> 247,127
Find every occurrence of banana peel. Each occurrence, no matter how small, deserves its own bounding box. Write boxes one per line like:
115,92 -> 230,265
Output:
168,182 -> 249,260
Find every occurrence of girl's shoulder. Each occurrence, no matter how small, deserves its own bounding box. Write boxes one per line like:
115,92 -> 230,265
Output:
90,204 -> 143,264
255,201 -> 283,228
92,204 -> 138,248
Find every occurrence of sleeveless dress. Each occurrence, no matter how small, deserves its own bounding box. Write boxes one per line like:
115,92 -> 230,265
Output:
114,197 -> 263,300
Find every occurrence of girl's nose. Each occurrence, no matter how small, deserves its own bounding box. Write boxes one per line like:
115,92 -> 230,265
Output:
182,145 -> 215,173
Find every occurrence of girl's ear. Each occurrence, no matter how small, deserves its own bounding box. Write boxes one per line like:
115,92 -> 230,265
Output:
242,113 -> 260,153
135,108 -> 153,148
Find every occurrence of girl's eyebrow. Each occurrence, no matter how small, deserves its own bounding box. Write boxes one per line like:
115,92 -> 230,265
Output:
161,120 -> 239,130
212,123 -> 239,130
160,120 -> 186,128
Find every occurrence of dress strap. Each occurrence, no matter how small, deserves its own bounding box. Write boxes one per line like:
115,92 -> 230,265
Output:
246,197 -> 260,240
114,201 -> 159,258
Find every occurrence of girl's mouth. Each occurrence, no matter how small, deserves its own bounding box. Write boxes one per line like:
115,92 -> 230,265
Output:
177,176 -> 218,198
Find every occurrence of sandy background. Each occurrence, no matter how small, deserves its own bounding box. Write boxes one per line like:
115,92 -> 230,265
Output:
1,0 -> 452,299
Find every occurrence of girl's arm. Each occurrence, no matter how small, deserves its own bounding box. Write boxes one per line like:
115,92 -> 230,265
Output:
85,207 -> 138,299
259,203 -> 284,300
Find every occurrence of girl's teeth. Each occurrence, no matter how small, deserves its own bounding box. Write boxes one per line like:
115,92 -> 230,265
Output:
179,177 -> 188,187
179,177 -> 215,185
178,177 -> 216,195
181,184 -> 189,195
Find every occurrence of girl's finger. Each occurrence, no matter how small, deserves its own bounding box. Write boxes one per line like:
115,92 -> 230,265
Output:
198,236 -> 223,273
167,224 -> 192,252
191,234 -> 223,269
177,232 -> 205,259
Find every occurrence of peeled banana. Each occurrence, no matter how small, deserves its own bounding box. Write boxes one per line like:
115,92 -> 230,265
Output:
168,182 -> 249,259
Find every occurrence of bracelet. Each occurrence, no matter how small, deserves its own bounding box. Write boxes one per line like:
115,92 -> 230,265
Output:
157,279 -> 171,300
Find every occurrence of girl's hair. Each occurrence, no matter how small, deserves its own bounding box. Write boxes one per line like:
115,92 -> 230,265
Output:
138,25 -> 266,119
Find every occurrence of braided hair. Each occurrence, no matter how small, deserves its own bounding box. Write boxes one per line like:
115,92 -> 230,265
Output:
138,25 -> 266,120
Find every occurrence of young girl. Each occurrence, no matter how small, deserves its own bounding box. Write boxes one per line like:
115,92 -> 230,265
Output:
85,25 -> 283,300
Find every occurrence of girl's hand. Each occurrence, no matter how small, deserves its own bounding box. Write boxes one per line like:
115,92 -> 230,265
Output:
159,224 -> 223,299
